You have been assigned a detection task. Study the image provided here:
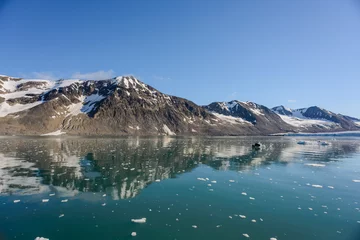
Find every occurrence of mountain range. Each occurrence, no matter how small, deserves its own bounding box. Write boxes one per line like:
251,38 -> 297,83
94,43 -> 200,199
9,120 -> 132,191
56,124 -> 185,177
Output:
0,74 -> 359,136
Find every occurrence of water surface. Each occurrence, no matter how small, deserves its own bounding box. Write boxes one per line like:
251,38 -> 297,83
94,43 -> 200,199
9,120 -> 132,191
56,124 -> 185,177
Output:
0,137 -> 360,240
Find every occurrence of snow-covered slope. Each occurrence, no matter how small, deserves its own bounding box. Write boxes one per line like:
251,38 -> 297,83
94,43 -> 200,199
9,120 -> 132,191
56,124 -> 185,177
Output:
204,100 -> 294,134
272,105 -> 359,131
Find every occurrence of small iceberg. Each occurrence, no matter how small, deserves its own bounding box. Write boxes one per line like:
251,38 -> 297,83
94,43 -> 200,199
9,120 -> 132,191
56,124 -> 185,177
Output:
131,218 -> 146,223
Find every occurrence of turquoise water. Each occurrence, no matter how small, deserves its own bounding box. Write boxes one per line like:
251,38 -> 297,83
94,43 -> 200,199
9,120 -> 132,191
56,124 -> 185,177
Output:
0,137 -> 360,240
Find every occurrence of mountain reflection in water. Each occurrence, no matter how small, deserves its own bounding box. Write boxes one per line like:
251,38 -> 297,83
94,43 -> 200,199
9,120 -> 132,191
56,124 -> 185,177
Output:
0,137 -> 359,199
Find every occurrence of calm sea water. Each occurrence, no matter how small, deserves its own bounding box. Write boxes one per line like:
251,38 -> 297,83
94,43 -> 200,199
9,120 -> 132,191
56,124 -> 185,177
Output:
0,137 -> 360,240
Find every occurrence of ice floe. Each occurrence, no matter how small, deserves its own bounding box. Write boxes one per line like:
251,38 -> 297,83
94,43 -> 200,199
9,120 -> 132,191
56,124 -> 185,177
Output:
131,218 -> 146,223
305,163 -> 325,167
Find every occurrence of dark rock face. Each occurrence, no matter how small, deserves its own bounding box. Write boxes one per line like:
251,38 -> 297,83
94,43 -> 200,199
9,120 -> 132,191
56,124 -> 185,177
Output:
272,106 -> 293,116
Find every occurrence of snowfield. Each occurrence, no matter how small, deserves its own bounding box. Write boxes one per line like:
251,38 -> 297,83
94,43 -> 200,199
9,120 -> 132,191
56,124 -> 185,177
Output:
211,112 -> 251,124
278,114 -> 339,129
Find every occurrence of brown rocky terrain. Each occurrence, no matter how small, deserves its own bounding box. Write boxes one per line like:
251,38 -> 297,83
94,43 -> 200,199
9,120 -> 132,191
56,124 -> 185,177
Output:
0,75 -> 359,136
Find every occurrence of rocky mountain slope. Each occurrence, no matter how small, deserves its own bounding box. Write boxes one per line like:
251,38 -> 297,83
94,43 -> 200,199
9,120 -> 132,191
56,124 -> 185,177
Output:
272,105 -> 360,131
0,74 -> 359,135
204,100 -> 295,133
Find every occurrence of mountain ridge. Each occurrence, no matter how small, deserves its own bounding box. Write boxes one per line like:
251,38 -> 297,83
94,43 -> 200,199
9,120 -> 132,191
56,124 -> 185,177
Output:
0,74 -> 359,135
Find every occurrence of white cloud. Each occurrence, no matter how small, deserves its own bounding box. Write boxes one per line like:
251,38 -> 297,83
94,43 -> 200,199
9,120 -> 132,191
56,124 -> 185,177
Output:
288,99 -> 297,103
19,72 -> 58,80
71,70 -> 115,80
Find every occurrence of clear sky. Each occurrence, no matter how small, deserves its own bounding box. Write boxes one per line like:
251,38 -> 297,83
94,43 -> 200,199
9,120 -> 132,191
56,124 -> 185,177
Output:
1,0 -> 359,117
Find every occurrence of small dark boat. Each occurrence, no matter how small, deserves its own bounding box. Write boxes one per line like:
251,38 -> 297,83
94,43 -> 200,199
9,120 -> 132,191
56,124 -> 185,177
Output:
252,143 -> 261,150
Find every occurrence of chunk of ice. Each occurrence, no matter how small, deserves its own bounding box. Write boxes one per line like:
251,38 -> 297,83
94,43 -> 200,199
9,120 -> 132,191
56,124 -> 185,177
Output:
131,218 -> 146,223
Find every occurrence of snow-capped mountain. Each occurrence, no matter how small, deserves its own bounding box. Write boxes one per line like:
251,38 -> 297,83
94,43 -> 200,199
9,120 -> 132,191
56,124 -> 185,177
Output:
272,105 -> 359,131
0,74 -> 359,135
204,100 -> 295,133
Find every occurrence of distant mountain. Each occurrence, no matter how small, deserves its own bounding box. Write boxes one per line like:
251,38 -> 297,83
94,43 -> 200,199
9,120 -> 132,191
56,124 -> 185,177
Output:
0,74 -> 359,135
204,100 -> 294,134
272,105 -> 360,131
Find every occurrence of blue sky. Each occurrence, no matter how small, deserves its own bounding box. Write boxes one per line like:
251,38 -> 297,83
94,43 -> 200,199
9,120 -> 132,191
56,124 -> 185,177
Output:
1,0 -> 359,117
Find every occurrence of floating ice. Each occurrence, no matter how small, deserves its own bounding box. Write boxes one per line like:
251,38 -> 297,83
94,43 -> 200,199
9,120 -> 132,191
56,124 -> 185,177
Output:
211,180 -> 217,183
241,192 -> 247,196
270,238 -> 277,240
229,180 -> 235,183
102,194 -> 106,197
309,208 -> 313,211
353,180 -> 360,183
328,186 -> 334,189
312,185 -> 323,188
131,218 -> 146,223
305,163 -> 325,167
229,216 -> 232,219
35,237 -> 49,240
243,233 -> 250,238
101,203 -> 106,206
155,179 -> 161,182
61,199 -> 68,203
131,232 -> 137,237
197,178 -> 206,181
192,225 -> 198,228
59,214 -> 64,218
49,193 -> 55,196
251,219 -> 256,223
249,197 -> 255,200
239,215 -> 246,219
13,200 -> 20,203
42,199 -> 49,203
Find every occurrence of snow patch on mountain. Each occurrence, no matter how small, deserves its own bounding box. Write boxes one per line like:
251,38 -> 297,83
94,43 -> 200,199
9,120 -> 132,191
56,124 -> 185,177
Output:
212,112 -> 251,124
81,94 -> 106,113
163,124 -> 176,135
242,101 -> 265,116
0,101 -> 43,117
40,130 -> 66,136
277,114 -> 338,129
